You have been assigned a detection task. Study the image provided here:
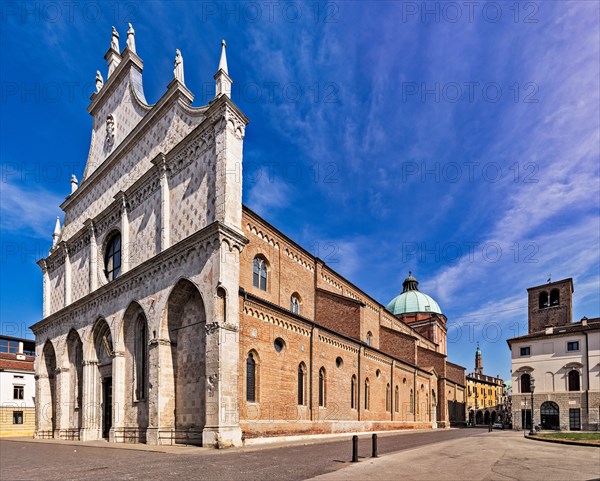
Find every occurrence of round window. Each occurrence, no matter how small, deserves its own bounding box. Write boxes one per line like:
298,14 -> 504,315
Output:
274,338 -> 286,353
336,357 -> 344,368
376,369 -> 381,378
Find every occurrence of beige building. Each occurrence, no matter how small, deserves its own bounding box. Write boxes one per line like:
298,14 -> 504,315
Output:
466,345 -> 505,425
507,278 -> 600,431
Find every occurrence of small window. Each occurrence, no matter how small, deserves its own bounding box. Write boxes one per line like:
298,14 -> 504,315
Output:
366,331 -> 373,346
364,378 -> 370,410
520,346 -> 531,356
298,363 -> 307,406
409,389 -> 414,413
351,375 -> 357,409
318,367 -> 326,407
246,352 -> 257,402
569,408 -> 581,430
104,232 -> 122,281
290,293 -> 300,314
376,369 -> 381,379
567,341 -> 579,352
252,256 -> 268,291
394,386 -> 399,413
13,385 -> 24,400
13,411 -> 23,425
13,375 -> 24,379
274,338 -> 286,353
386,383 -> 391,412
336,357 -> 343,368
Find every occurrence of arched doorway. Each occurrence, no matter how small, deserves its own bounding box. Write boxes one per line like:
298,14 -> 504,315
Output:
66,330 -> 83,438
162,279 -> 207,444
91,319 -> 114,440
476,410 -> 483,425
39,341 -> 57,437
484,410 -> 490,425
540,401 -> 560,430
491,411 -> 497,424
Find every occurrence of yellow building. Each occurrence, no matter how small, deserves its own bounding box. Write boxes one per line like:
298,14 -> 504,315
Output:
466,344 -> 505,425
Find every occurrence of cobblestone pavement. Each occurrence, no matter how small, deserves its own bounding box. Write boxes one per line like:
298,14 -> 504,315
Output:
0,428 -> 480,481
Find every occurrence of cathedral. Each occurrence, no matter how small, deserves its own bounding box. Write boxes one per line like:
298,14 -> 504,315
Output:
31,26 -> 466,447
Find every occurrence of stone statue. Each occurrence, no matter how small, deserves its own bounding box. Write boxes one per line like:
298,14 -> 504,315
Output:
174,49 -> 184,84
126,23 -> 136,53
110,26 -> 120,52
106,114 -> 115,146
95,70 -> 104,92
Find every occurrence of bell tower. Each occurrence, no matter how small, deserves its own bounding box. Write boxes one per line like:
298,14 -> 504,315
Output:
475,343 -> 483,374
527,278 -> 573,333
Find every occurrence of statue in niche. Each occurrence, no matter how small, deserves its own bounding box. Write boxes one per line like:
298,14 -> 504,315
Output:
106,114 -> 115,146
174,49 -> 185,84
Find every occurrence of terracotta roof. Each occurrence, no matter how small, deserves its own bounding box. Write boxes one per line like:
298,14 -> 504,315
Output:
0,353 -> 35,372
506,318 -> 600,344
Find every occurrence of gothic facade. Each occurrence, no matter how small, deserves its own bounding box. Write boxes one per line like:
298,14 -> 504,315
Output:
31,26 -> 465,447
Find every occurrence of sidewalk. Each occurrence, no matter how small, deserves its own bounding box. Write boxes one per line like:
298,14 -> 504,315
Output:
307,430 -> 600,481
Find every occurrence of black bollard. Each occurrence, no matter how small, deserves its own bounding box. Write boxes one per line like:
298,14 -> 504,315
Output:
372,433 -> 378,458
352,435 -> 359,462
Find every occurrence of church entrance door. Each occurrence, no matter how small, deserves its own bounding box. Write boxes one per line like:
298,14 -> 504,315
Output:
102,377 -> 113,439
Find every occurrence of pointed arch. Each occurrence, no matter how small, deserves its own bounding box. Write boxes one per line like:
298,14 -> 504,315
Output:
39,340 -> 57,436
66,329 -> 83,433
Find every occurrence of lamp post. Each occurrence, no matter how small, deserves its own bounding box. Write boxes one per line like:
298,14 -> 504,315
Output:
529,377 -> 536,435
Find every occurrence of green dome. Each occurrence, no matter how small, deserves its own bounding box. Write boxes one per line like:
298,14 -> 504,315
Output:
386,272 -> 442,315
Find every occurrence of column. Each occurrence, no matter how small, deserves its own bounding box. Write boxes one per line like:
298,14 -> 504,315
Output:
116,193 -> 130,273
111,351 -> 125,442
152,154 -> 170,252
81,361 -> 99,441
85,220 -> 98,293
37,260 -> 50,318
63,244 -> 72,306
55,367 -> 70,438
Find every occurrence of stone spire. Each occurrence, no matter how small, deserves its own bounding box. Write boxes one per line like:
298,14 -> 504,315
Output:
214,39 -> 232,98
52,216 -> 61,247
475,342 -> 483,374
126,23 -> 136,53
106,26 -> 122,77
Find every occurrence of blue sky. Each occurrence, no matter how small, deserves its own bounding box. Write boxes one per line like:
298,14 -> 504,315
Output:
1,1 -> 599,380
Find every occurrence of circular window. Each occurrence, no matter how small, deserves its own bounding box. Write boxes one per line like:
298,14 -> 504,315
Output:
403,378 -> 407,384
274,338 -> 286,353
376,369 -> 381,378
336,357 -> 344,368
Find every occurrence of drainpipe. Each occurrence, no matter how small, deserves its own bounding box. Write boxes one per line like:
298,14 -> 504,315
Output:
358,346 -> 362,421
584,331 -> 590,418
413,368 -> 417,422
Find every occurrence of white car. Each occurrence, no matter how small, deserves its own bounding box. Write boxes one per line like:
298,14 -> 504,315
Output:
492,422 -> 503,430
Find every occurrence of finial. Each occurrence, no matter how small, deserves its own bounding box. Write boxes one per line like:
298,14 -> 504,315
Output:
174,49 -> 185,84
70,174 -> 78,194
52,216 -> 61,247
547,274 -> 551,283
110,26 -> 120,52
218,39 -> 228,74
95,70 -> 104,92
409,270 -> 412,276
126,23 -> 136,53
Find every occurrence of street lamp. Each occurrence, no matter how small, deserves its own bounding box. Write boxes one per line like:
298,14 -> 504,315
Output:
529,377 -> 536,435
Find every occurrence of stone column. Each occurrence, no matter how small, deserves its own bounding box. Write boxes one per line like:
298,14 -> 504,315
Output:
62,244 -> 72,306
116,193 -> 130,273
111,351 -> 126,442
37,260 -> 50,318
34,374 -> 50,436
55,367 -> 70,438
151,154 -> 170,252
81,361 -> 99,441
85,220 -> 98,293
146,338 -> 171,445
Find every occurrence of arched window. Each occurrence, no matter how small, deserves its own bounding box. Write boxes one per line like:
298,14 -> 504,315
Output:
246,352 -> 257,402
550,289 -> 560,306
351,375 -> 357,409
538,291 -> 549,309
252,256 -> 268,291
521,373 -> 531,393
290,293 -> 300,314
395,386 -> 399,413
298,363 -> 307,406
364,378 -> 370,410
319,367 -> 326,407
410,389 -> 414,413
366,331 -> 373,346
386,383 -> 391,412
104,232 -> 121,281
134,315 -> 148,401
568,370 -> 580,391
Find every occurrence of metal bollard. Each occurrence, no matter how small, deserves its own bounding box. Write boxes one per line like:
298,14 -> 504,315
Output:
352,435 -> 359,462
372,433 -> 378,458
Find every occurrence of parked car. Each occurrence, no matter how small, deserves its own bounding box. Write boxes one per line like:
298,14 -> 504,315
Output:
492,422 -> 504,430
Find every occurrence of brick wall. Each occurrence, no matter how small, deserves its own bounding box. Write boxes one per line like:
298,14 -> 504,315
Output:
379,326 -> 417,365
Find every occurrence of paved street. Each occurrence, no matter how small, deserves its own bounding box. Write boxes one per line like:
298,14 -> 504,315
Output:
1,428 -> 478,481
1,429 -> 598,481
